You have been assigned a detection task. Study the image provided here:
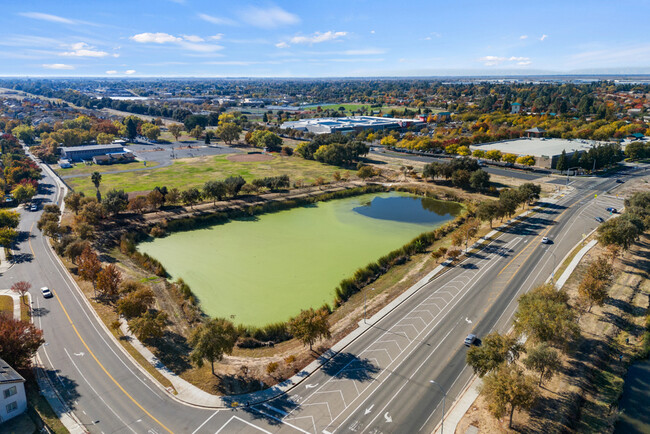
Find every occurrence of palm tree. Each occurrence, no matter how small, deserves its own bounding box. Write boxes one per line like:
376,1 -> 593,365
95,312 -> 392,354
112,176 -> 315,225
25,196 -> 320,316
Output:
91,171 -> 102,201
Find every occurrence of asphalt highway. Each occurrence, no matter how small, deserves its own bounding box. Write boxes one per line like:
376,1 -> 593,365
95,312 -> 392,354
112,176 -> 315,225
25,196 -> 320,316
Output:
2,158 -> 643,434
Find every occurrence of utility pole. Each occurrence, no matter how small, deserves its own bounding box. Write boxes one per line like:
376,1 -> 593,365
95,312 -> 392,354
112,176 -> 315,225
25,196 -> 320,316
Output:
430,380 -> 447,434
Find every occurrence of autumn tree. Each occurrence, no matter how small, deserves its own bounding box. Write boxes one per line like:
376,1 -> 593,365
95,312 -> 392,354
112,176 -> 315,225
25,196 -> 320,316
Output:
597,214 -> 644,250
190,125 -> 204,140
0,210 -> 20,229
168,123 -> 184,141
117,287 -> 155,319
65,192 -> 85,215
96,264 -> 122,299
147,189 -> 164,211
78,246 -> 102,289
466,332 -> 524,377
128,196 -> 148,214
12,184 -> 36,204
0,314 -> 44,369
11,281 -> 31,312
481,364 -> 538,429
216,122 -> 242,145
189,318 -> 239,375
289,308 -> 331,351
523,343 -> 562,386
128,311 -> 167,341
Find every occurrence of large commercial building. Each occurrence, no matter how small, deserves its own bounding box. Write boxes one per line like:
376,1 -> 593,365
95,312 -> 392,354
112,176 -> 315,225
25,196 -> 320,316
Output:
60,144 -> 126,162
281,116 -> 425,135
471,138 -> 599,169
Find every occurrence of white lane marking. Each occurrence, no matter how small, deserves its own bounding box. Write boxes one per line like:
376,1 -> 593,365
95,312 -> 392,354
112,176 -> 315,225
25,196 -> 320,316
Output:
190,410 -> 220,434
214,415 -> 273,434
73,352 -> 85,357
383,412 -> 392,423
63,348 -> 138,434
464,317 -> 472,324
251,407 -> 310,434
364,404 -> 374,415
263,403 -> 289,417
305,383 -> 319,389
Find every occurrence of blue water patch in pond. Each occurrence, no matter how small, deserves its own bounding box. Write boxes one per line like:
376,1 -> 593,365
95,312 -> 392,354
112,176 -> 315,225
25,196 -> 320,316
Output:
353,194 -> 461,224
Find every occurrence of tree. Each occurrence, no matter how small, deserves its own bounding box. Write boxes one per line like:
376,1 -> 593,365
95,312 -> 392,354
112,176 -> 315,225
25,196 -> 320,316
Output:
380,135 -> 397,148
168,123 -> 184,141
166,188 -> 180,205
499,189 -> 522,217
451,169 -> 471,188
78,246 -> 102,287
96,264 -> 122,299
11,124 -> 35,145
64,240 -> 88,264
91,171 -> 102,201
181,188 -> 201,208
124,116 -> 139,140
289,308 -> 331,351
79,201 -> 105,226
517,183 -> 541,206
190,125 -> 204,140
357,166 -> 376,179
128,311 -> 167,341
481,365 -> 538,429
597,215 -> 644,250
141,123 -> 161,141
578,274 -> 609,312
503,153 -> 518,164
102,189 -> 128,216
128,196 -> 148,214
470,169 -> 490,190
224,175 -> 246,198
486,149 -> 502,162
189,318 -> 238,375
0,228 -> 18,248
65,192 -> 85,215
556,150 -> 568,173
466,332 -> 524,377
513,284 -> 579,349
96,132 -> 114,144
11,281 -> 31,312
0,210 -> 20,229
473,149 -> 486,158
523,343 -> 562,386
117,287 -> 155,319
0,314 -> 44,369
203,180 -> 227,205
477,200 -> 500,228
11,184 -> 36,204
516,155 -> 536,167
216,122 -> 242,145
146,189 -> 164,211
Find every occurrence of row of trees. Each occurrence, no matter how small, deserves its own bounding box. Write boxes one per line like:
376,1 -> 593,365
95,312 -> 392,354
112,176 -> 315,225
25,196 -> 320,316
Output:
597,191 -> 650,250
476,183 -> 542,227
296,133 -> 369,166
423,157 -> 491,191
469,282 -> 582,428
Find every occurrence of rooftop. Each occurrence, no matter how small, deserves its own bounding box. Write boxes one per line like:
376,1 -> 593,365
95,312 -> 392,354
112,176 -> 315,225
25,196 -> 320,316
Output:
471,137 -> 599,158
60,144 -> 125,152
0,357 -> 25,384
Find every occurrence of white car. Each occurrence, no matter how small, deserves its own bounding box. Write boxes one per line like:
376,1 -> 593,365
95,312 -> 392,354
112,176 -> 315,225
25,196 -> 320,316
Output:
541,237 -> 550,244
41,287 -> 53,299
29,203 -> 38,211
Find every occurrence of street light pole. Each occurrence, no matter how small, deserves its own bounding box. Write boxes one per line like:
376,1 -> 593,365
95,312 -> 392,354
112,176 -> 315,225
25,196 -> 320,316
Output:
430,380 -> 447,434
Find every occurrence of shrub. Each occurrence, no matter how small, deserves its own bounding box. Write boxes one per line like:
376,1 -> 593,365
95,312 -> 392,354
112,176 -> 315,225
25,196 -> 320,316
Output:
266,362 -> 279,374
150,226 -> 166,238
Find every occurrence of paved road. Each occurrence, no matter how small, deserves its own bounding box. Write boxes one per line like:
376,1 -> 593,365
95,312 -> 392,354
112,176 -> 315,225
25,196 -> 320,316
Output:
2,158 -> 644,434
370,149 -> 547,181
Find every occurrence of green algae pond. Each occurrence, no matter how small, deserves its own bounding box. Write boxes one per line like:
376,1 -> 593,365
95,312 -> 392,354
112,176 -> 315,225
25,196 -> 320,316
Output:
138,191 -> 462,326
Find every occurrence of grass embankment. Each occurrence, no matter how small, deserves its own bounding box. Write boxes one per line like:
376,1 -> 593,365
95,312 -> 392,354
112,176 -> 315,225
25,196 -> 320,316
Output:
65,154 -> 354,196
55,160 -> 158,177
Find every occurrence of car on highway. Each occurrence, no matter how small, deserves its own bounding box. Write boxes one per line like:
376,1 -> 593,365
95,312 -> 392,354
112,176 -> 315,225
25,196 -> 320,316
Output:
541,236 -> 551,244
595,216 -> 605,223
41,287 -> 53,299
606,207 -> 618,213
615,179 -> 625,183
29,203 -> 38,211
464,334 -> 477,347
504,162 -> 515,168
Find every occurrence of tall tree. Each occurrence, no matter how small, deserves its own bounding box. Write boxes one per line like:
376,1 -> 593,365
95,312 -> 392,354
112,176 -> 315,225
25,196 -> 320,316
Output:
0,314 -> 44,369
224,175 -> 246,198
216,122 -> 242,145
203,180 -> 227,205
128,311 -> 167,341
168,123 -> 184,142
523,343 -> 562,386
91,171 -> 102,202
481,365 -> 538,429
289,308 -> 331,351
556,150 -> 568,173
78,246 -> 102,291
466,332 -> 524,377
11,281 -> 31,312
102,189 -> 129,216
117,287 -> 155,319
96,264 -> 122,299
189,318 -> 238,375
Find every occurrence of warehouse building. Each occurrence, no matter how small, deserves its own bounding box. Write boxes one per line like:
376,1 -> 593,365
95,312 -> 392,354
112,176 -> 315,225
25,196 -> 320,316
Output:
471,138 -> 598,169
281,116 -> 425,135
60,144 -> 126,162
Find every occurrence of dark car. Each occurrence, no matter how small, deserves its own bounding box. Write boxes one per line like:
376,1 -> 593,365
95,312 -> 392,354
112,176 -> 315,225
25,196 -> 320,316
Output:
595,216 -> 605,223
606,207 -> 617,213
504,162 -> 515,168
464,334 -> 477,347
615,179 -> 625,184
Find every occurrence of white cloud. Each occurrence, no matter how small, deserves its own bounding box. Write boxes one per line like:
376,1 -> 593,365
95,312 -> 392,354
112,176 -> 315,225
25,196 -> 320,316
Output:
288,31 -> 347,45
275,42 -> 290,49
198,13 -> 237,26
131,32 -> 182,44
479,55 -> 530,66
540,34 -> 548,41
43,63 -> 74,70
424,37 -> 432,41
105,70 -> 118,74
208,34 -> 223,41
125,70 -> 136,74
182,35 -> 204,43
370,30 -> 375,34
343,48 -> 385,55
240,6 -> 300,29
520,35 -> 528,39
19,12 -> 75,24
60,42 -> 111,58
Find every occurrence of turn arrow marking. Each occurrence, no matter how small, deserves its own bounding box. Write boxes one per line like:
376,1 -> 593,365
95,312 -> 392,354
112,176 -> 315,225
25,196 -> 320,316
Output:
364,404 -> 374,415
305,383 -> 318,389
384,412 -> 392,423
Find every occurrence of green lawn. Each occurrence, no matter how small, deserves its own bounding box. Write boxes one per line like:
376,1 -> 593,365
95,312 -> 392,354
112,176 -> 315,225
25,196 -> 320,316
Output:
55,160 -> 158,177
65,154 -> 354,196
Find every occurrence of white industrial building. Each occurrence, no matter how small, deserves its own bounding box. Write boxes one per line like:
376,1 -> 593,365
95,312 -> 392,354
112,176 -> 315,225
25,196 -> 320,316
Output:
281,116 -> 425,135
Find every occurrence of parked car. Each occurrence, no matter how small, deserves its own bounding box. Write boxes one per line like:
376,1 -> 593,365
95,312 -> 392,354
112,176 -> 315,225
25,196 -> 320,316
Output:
41,287 -> 53,299
504,162 -> 515,168
464,334 -> 477,347
541,237 -> 551,244
595,216 -> 605,223
29,203 -> 38,211
615,179 -> 625,184
606,207 -> 617,213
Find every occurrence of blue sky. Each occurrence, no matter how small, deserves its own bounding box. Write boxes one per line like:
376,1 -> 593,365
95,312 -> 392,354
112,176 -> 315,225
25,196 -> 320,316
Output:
1,0 -> 649,77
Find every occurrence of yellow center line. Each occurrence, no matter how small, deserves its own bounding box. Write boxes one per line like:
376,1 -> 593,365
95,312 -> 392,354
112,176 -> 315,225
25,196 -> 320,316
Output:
28,227 -> 174,434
